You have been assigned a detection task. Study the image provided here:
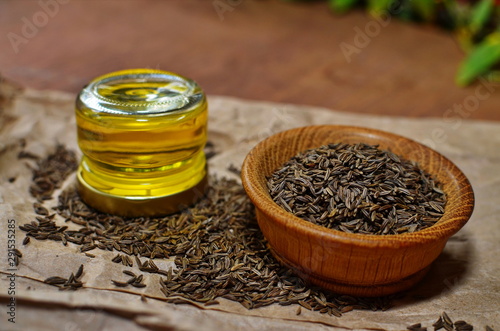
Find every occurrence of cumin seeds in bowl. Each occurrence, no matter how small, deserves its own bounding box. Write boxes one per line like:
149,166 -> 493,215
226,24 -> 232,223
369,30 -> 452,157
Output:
267,143 -> 447,235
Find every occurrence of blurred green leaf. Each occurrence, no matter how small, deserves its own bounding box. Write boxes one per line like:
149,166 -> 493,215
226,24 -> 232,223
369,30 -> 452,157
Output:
396,3 -> 415,22
328,0 -> 358,14
456,32 -> 500,86
411,0 -> 436,21
366,0 -> 394,17
455,28 -> 474,52
442,0 -> 469,28
469,0 -> 494,34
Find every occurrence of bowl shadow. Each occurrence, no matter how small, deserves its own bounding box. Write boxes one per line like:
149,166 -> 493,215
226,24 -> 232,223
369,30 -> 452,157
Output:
391,230 -> 473,307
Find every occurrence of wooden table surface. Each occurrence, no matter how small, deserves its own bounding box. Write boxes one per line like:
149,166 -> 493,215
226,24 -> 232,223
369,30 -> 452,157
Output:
1,0 -> 499,121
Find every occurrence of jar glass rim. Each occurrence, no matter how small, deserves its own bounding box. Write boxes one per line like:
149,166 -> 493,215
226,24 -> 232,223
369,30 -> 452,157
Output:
78,69 -> 204,115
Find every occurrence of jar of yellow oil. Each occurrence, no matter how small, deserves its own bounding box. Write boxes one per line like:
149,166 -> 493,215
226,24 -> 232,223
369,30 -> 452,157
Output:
76,69 -> 208,216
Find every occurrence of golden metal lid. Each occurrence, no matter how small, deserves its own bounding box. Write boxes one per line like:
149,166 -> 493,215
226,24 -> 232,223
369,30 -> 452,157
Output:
77,168 -> 208,217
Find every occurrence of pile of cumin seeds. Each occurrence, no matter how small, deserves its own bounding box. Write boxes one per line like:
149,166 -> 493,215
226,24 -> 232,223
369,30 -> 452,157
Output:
267,143 -> 447,235
25,144 -> 78,202
20,144 -> 395,315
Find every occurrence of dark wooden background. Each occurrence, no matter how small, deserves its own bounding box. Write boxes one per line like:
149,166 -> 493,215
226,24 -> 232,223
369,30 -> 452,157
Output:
1,0 -> 499,121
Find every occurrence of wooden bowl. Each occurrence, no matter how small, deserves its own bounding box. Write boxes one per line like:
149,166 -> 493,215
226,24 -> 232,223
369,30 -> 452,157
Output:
241,125 -> 474,297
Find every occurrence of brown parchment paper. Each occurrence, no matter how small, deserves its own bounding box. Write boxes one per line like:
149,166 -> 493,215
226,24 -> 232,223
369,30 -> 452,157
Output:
0,79 -> 499,331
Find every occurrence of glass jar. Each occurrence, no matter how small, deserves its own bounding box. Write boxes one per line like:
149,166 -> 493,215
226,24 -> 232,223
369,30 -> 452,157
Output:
76,69 -> 208,216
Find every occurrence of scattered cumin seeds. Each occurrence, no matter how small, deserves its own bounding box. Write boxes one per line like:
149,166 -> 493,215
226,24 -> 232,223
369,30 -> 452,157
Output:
80,243 -> 96,253
227,163 -> 241,176
75,264 -> 84,279
57,178 -> 393,313
407,323 -> 426,331
122,255 -> 133,267
43,265 -> 84,291
114,269 -> 147,289
443,311 -> 454,331
413,312 -> 482,331
131,282 -> 146,288
111,254 -> 122,263
434,316 -> 444,330
111,280 -> 129,288
44,276 -> 67,285
23,145 -> 396,316
18,150 -> 40,160
33,203 -> 49,216
454,321 -> 474,331
204,140 -> 217,160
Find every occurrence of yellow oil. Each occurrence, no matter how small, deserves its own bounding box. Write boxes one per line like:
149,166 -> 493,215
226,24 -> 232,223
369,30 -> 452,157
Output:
76,69 -> 208,199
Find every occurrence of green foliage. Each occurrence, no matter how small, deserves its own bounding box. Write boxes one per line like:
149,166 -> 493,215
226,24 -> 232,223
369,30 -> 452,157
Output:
328,0 -> 359,14
469,0 -> 494,34
291,0 -> 500,86
456,33 -> 500,86
366,0 -> 395,16
411,0 -> 436,21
